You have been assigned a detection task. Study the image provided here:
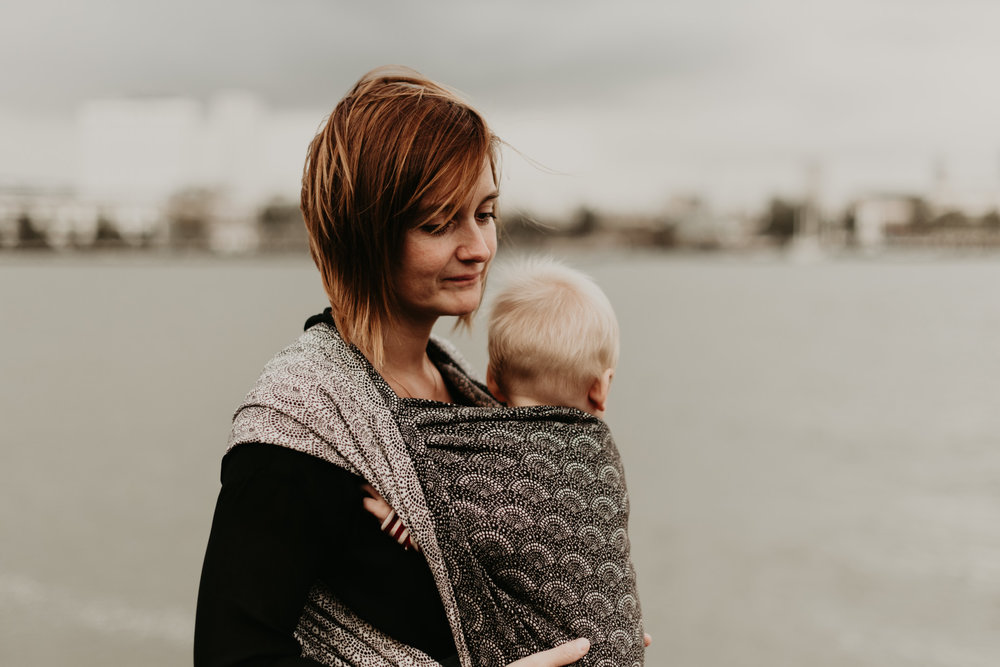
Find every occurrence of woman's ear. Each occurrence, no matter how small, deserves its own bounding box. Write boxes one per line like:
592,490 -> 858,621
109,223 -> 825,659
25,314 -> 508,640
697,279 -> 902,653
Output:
486,365 -> 508,403
587,368 -> 614,414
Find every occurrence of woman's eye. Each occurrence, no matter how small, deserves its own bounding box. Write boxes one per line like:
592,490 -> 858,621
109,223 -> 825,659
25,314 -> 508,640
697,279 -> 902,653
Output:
476,211 -> 497,224
421,220 -> 453,235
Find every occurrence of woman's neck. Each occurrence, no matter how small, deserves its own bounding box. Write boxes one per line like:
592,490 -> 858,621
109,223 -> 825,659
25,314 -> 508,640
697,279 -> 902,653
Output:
382,319 -> 433,369
378,321 -> 452,402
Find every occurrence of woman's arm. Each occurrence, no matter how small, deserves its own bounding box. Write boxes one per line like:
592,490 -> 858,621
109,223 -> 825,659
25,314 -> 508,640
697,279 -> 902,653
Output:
195,443 -> 469,665
194,444 -> 339,667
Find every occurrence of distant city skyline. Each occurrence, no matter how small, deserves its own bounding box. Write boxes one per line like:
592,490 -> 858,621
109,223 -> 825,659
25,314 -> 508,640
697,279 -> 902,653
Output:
2,0 -> 1000,215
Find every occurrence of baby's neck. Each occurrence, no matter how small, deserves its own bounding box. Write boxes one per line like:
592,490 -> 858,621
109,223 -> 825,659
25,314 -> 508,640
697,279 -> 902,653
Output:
505,392 -> 600,418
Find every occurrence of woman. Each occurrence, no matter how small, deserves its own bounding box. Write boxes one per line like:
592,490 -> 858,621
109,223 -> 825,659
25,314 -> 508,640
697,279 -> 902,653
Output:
194,66 -> 597,667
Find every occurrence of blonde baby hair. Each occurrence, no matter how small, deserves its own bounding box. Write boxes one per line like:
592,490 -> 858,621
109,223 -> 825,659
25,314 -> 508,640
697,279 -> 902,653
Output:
488,257 -> 619,407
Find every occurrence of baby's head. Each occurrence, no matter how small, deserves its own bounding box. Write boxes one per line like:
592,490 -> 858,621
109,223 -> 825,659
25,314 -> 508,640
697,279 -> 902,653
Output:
487,258 -> 620,418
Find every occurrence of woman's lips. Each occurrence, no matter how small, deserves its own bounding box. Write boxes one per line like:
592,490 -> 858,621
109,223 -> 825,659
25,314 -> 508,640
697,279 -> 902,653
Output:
444,273 -> 481,285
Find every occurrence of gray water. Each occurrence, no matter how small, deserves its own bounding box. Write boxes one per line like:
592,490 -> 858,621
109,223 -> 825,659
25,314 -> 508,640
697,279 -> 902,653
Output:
1,251 -> 998,666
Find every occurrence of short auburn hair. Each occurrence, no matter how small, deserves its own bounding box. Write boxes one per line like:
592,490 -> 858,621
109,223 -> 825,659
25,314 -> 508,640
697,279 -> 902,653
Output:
301,65 -> 499,367
488,258 -> 620,404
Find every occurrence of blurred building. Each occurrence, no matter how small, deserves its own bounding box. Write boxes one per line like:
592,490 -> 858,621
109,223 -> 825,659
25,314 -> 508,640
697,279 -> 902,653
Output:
852,194 -> 922,249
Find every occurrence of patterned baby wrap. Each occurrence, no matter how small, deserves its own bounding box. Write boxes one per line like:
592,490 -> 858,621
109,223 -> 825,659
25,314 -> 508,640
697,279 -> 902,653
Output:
398,398 -> 645,667
229,322 -> 644,666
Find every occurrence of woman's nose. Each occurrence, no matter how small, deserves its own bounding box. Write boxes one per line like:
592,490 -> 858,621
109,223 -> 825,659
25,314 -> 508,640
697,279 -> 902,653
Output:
456,218 -> 493,262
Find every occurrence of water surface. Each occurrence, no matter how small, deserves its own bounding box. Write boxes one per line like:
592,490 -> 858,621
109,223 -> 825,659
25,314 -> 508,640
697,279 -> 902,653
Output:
1,251 -> 997,666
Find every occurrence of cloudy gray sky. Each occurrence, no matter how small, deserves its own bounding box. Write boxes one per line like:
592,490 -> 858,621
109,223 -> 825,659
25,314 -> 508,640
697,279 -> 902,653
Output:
2,0 -> 1000,214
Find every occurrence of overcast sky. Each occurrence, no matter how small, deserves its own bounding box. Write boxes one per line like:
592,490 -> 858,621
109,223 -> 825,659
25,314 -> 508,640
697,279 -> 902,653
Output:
3,0 -> 1000,214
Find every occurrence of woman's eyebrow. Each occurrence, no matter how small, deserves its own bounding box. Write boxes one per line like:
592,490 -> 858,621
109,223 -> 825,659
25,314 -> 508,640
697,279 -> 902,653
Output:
480,192 -> 500,205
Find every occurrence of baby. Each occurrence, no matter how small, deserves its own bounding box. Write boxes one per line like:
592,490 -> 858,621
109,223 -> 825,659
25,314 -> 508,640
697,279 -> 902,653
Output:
484,257 -> 617,420
367,258 -> 643,666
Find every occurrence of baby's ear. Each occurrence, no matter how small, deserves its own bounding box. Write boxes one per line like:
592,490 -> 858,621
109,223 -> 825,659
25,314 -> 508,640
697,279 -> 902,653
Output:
486,365 -> 508,403
587,368 -> 614,414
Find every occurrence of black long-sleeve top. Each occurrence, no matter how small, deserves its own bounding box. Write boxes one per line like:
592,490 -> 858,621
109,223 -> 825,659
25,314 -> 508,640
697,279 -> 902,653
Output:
194,442 -> 459,666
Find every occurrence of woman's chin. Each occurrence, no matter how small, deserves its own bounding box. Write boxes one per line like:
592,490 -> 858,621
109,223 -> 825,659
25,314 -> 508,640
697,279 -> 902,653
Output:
441,298 -> 482,318
447,289 -> 485,315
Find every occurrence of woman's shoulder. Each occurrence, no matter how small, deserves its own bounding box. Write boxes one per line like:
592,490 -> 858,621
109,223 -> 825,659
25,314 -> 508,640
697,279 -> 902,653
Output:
226,312 -> 387,468
245,313 -> 370,398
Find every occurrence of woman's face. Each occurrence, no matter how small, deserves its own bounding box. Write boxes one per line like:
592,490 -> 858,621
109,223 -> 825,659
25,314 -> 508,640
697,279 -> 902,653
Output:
395,161 -> 498,327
